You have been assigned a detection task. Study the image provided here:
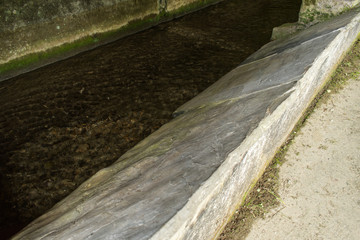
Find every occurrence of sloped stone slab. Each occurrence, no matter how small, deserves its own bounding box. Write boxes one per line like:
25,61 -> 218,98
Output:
174,28 -> 338,115
12,8 -> 360,240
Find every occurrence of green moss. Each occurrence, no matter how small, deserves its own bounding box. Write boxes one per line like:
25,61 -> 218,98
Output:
0,36 -> 97,75
299,9 -> 335,25
299,4 -> 357,26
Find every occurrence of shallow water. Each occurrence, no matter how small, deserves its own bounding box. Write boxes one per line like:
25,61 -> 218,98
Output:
0,0 -> 301,237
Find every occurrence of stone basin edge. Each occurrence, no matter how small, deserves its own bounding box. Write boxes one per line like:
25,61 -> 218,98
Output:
150,9 -> 360,240
11,7 -> 360,240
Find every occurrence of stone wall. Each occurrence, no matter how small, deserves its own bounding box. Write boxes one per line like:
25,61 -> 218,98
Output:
0,0 -> 152,65
2,0 -> 359,70
271,0 -> 360,40
0,0 -> 216,69
299,0 -> 360,25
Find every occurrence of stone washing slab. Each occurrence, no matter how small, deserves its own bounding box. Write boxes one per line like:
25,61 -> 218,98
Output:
174,29 -> 337,115
12,8 -> 360,240
174,8 -> 360,115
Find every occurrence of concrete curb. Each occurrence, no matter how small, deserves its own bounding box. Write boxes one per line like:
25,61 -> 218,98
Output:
12,8 -> 360,240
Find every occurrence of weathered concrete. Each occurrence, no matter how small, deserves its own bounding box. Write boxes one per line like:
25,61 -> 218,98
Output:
0,0 -> 156,65
12,7 -> 360,240
0,0 -> 214,68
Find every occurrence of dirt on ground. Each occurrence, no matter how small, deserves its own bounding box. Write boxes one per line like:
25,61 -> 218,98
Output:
218,39 -> 360,240
0,0 -> 302,238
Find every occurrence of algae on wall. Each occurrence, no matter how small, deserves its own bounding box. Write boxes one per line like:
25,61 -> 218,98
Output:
0,0 -> 160,66
0,0 -> 221,78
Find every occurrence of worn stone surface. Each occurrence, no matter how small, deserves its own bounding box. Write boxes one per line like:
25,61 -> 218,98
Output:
12,7 -> 360,240
174,26 -> 339,115
271,22 -> 305,40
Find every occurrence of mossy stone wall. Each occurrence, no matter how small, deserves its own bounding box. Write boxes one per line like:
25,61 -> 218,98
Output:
0,0 -> 161,66
0,0 -> 217,72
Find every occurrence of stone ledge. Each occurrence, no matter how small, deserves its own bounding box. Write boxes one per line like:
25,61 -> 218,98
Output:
12,8 -> 360,240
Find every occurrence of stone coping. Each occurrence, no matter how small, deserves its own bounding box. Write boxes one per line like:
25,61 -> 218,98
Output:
12,8 -> 360,240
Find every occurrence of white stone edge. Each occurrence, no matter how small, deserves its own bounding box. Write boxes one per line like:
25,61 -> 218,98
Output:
150,12 -> 360,240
